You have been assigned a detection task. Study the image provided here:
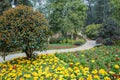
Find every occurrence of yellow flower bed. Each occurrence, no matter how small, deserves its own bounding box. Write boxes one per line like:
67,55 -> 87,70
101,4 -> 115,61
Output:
0,54 -> 120,80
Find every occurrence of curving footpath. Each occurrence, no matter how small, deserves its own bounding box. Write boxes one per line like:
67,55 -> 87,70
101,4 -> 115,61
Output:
0,40 -> 98,63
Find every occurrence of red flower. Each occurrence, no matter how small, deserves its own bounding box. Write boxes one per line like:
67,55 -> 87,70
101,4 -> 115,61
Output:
116,50 -> 119,52
76,55 -> 78,58
116,58 -> 119,61
69,63 -> 73,67
3,66 -> 6,68
13,65 -> 17,69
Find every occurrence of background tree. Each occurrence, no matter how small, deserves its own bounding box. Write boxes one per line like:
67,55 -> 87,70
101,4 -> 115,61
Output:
85,0 -> 96,25
0,0 -> 32,15
48,0 -> 87,40
94,0 -> 111,24
17,0 -> 32,6
111,0 -> 120,22
0,5 -> 49,59
0,0 -> 10,15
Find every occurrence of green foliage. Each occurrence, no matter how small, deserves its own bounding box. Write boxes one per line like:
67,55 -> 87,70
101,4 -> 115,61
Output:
0,5 -> 49,59
48,0 -> 87,36
67,39 -> 86,46
85,24 -> 102,39
114,40 -> 120,46
99,18 -> 119,38
49,37 -> 64,44
55,45 -> 120,76
17,0 -> 32,6
0,0 -> 10,15
0,0 -> 32,15
111,0 -> 120,22
94,0 -> 111,24
103,38 -> 114,45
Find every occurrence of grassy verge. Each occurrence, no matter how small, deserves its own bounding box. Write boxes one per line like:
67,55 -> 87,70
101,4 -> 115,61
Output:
47,38 -> 86,50
47,43 -> 77,50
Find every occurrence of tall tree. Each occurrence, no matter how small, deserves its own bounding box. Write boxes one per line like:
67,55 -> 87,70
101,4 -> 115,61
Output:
0,0 -> 10,15
94,0 -> 111,24
48,0 -> 87,39
0,0 -> 32,15
111,0 -> 120,22
85,0 -> 96,25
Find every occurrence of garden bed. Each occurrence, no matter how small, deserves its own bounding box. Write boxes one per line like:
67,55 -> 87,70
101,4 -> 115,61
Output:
0,46 -> 120,79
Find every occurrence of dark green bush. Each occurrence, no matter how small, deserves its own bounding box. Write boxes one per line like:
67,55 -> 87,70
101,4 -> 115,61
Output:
98,18 -> 119,38
49,38 -> 58,44
103,38 -> 114,45
0,5 -> 49,59
49,37 -> 64,44
114,40 -> 120,45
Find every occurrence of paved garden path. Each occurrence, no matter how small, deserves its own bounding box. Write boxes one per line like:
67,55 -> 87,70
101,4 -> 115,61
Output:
0,40 -> 99,63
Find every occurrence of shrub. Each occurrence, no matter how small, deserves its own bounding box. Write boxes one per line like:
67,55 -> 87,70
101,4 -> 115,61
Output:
85,24 -> 102,39
114,40 -> 120,45
0,5 -> 49,59
49,36 -> 65,44
49,38 -> 58,44
73,39 -> 86,46
96,37 -> 104,44
103,38 -> 114,45
98,18 -> 119,38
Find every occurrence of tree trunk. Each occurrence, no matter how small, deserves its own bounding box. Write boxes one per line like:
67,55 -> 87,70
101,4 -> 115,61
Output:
25,47 -> 33,59
3,52 -> 6,61
74,28 -> 78,40
71,32 -> 74,44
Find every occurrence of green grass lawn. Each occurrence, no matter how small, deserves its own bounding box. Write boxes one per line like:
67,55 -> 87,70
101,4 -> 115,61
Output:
47,43 -> 77,50
0,45 -> 120,80
47,38 -> 86,50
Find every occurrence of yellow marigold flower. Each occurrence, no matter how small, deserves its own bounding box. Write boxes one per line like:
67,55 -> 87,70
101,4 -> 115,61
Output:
75,62 -> 80,66
45,67 -> 49,71
7,78 -> 12,80
104,76 -> 111,80
20,78 -> 24,80
74,70 -> 80,74
79,77 -> 84,80
33,77 -> 38,80
59,77 -> 64,80
64,73 -> 69,77
54,74 -> 58,78
84,67 -> 89,71
109,71 -> 115,75
68,67 -> 73,72
74,67 -> 79,71
115,65 -> 119,69
11,73 -> 16,77
91,60 -> 95,63
17,72 -> 22,76
94,75 -> 100,80
32,72 -> 38,77
79,66 -> 84,70
82,55 -> 84,57
99,69 -> 107,75
46,73 -> 52,78
71,74 -> 75,79
24,74 -> 31,78
92,69 -> 98,74
87,75 -> 92,80
117,78 -> 120,80
83,71 -> 88,75
40,76 -> 44,80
